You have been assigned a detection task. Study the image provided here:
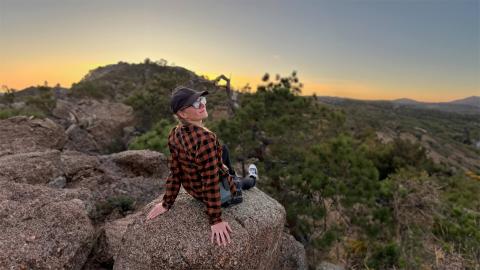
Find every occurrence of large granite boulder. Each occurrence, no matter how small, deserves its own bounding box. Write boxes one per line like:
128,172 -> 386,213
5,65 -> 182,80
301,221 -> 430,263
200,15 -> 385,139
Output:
65,150 -> 168,215
64,124 -> 101,154
0,150 -> 64,185
0,180 -> 95,269
53,98 -> 135,154
0,149 -> 167,221
112,187 -> 287,270
0,116 -> 66,155
100,150 -> 168,178
86,211 -> 143,267
274,231 -> 308,270
61,150 -> 101,180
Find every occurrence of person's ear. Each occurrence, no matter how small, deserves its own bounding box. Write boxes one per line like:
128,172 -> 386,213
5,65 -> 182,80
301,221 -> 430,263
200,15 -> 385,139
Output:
177,111 -> 186,119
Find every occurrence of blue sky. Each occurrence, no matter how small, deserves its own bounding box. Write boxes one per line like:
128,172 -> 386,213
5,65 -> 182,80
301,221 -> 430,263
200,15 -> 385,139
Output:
1,0 -> 478,101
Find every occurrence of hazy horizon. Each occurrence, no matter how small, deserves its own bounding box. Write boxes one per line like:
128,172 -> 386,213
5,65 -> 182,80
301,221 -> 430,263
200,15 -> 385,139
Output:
1,0 -> 479,102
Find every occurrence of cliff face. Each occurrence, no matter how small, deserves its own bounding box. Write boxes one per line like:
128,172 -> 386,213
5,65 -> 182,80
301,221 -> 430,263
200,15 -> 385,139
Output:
0,116 -> 306,270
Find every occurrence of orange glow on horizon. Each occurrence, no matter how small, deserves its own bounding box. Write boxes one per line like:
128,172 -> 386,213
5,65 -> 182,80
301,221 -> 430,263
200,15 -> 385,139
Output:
1,65 -> 475,103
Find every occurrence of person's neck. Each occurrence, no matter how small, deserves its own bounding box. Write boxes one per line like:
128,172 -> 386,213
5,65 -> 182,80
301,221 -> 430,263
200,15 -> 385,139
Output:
186,120 -> 203,127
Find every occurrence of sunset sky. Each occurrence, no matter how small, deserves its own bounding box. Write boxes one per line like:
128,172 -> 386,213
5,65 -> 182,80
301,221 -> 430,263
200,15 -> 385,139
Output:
0,0 -> 478,102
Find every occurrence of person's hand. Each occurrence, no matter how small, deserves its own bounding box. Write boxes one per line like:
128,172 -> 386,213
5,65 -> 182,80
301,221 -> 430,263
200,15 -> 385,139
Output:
146,201 -> 168,221
210,221 -> 232,247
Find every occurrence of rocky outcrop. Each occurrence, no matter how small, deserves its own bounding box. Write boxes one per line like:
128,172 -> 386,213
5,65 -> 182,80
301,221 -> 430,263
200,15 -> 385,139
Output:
274,231 -> 308,270
0,180 -> 95,270
53,98 -> 135,154
64,124 -> 101,154
0,150 -> 64,185
0,116 -> 66,155
87,211 -> 143,267
107,187 -> 287,270
65,150 -> 168,217
61,150 -> 101,180
0,146 -> 168,219
101,150 -> 168,177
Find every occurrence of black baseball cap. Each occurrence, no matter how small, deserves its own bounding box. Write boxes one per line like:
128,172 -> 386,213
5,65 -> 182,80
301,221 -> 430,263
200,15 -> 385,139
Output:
170,86 -> 209,113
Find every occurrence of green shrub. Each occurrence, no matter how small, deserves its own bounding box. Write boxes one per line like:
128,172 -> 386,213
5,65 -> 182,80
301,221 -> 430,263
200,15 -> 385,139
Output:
128,119 -> 175,155
69,81 -> 110,99
25,88 -> 56,115
433,205 -> 480,262
94,195 -> 135,222
0,108 -> 46,119
367,242 -> 401,269
124,89 -> 173,130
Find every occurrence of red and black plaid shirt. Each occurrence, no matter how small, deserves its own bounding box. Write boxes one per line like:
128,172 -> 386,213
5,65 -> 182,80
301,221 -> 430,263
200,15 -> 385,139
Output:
161,122 -> 237,225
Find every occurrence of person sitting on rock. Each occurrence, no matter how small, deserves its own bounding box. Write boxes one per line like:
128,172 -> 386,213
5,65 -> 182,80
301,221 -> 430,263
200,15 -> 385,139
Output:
146,86 -> 258,247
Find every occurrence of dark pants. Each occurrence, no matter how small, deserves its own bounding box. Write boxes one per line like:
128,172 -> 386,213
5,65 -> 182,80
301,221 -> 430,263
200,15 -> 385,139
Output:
221,144 -> 256,191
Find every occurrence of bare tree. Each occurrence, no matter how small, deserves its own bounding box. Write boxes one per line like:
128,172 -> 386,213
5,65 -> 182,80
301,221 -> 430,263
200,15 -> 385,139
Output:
213,74 -> 237,116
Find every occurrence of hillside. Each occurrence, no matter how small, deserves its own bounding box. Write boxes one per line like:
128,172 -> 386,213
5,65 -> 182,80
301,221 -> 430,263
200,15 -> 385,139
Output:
450,96 -> 480,107
317,96 -> 480,172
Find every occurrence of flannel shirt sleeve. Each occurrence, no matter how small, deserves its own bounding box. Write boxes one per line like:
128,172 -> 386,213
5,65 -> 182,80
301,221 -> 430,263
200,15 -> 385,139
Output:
162,143 -> 181,210
196,133 -> 223,225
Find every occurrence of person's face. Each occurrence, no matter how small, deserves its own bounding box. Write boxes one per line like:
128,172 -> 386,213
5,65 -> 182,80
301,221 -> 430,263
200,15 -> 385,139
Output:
177,96 -> 208,121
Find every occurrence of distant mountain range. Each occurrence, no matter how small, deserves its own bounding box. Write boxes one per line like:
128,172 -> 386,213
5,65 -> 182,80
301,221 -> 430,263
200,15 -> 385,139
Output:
392,96 -> 480,107
317,95 -> 480,114
446,96 -> 480,107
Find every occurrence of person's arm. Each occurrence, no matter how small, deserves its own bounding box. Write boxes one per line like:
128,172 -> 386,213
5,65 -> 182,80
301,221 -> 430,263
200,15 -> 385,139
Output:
196,133 -> 223,225
162,146 -> 181,210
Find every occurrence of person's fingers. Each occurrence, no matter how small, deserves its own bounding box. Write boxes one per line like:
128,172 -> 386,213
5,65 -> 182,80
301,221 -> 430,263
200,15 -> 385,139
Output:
146,210 -> 153,220
147,206 -> 160,220
218,231 -> 225,247
226,223 -> 232,233
211,231 -> 215,244
224,230 -> 231,244
215,232 -> 221,246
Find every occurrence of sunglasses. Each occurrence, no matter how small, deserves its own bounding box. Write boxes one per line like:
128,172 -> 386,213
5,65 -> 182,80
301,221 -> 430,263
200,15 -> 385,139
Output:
191,96 -> 207,109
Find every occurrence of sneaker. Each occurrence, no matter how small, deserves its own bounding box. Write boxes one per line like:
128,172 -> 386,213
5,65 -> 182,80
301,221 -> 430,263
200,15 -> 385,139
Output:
248,164 -> 258,179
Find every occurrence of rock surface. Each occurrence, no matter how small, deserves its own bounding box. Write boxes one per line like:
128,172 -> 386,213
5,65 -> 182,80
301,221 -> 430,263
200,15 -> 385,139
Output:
0,147 -> 168,222
65,150 -> 168,217
53,98 -> 135,154
274,230 -> 308,270
87,211 -> 143,267
113,187 -> 286,270
0,180 -> 95,270
101,150 -> 168,177
0,116 -> 66,155
0,150 -> 64,185
61,150 -> 101,181
64,124 -> 101,154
